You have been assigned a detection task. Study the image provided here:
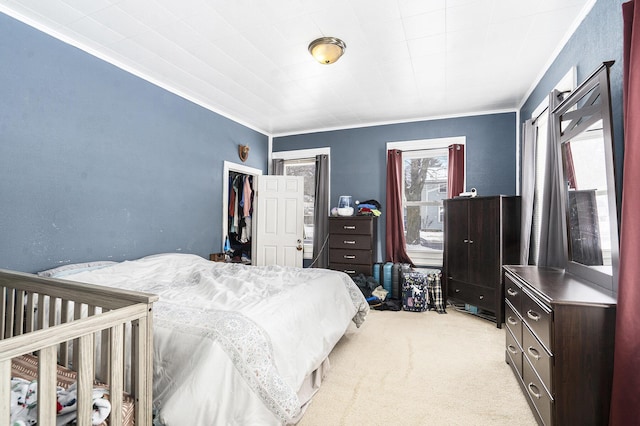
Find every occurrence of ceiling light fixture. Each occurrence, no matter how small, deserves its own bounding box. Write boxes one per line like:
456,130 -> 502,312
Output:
308,37 -> 346,64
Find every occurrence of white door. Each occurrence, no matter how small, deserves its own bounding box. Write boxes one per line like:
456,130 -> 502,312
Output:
253,175 -> 304,267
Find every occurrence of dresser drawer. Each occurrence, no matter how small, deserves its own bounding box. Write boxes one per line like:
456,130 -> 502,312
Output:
523,323 -> 553,395
329,219 -> 373,235
449,281 -> 495,312
505,300 -> 522,341
523,357 -> 554,426
328,263 -> 372,276
506,327 -> 523,377
329,249 -> 372,265
504,275 -> 522,312
329,234 -> 372,250
521,288 -> 553,352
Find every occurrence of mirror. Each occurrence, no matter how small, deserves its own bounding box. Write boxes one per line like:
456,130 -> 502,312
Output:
552,62 -> 619,293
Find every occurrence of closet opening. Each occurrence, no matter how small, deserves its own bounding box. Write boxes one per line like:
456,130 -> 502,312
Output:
222,161 -> 262,265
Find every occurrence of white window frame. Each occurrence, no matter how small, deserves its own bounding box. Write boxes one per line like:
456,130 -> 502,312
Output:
272,147 -> 330,260
387,137 -> 466,267
529,68 -> 576,265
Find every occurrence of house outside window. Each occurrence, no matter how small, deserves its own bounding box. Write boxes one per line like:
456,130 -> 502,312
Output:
388,137 -> 465,267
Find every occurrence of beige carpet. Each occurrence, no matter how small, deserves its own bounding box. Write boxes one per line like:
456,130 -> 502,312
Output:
298,307 -> 537,426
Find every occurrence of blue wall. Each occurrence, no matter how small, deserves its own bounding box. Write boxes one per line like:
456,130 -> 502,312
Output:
520,0 -> 625,199
273,112 -> 517,263
0,13 -> 268,273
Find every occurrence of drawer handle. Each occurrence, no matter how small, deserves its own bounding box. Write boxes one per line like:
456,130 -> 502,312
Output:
479,295 -> 484,300
527,310 -> 541,321
528,383 -> 542,399
507,345 -> 518,355
343,240 -> 356,245
527,346 -> 541,361
344,270 -> 356,274
507,288 -> 518,297
507,316 -> 518,326
455,288 -> 460,293
343,255 -> 356,259
343,225 -> 356,230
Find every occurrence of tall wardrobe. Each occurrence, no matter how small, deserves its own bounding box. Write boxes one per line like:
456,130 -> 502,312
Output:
443,195 -> 521,327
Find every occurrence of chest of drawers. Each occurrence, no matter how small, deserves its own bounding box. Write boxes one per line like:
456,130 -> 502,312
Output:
503,265 -> 616,426
328,216 -> 377,276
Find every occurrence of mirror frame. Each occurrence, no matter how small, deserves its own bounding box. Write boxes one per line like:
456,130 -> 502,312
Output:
551,61 -> 619,294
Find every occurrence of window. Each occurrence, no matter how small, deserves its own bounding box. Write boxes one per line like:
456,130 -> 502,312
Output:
282,158 -> 316,252
272,147 -> 330,260
388,137 -> 465,266
402,148 -> 448,265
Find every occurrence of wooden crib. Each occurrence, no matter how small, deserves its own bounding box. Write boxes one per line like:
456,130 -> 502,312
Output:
0,268 -> 158,426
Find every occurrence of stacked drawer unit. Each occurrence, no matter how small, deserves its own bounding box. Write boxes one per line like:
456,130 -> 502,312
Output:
504,271 -> 554,425
328,216 -> 377,276
503,265 -> 616,426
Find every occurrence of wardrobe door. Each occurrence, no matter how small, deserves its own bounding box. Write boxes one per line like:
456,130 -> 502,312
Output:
467,197 -> 500,287
445,199 -> 469,283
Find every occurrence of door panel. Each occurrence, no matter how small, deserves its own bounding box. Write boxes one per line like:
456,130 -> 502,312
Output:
468,198 -> 499,286
253,175 -> 304,267
445,200 -> 469,282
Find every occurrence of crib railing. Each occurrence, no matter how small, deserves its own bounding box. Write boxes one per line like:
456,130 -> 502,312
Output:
0,269 -> 158,426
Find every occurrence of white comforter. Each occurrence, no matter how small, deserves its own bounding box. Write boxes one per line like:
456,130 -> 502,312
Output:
63,253 -> 368,425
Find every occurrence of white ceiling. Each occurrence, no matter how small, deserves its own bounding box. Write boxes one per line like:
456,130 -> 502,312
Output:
0,0 -> 593,136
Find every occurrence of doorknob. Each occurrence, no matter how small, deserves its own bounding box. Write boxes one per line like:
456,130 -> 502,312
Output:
296,239 -> 303,251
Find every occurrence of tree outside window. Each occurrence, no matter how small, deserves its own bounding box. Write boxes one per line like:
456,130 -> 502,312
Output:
402,149 -> 448,260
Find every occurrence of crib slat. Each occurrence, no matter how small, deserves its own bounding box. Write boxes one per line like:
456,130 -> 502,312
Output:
59,299 -> 70,366
5,289 -> 15,339
48,296 -> 57,330
15,291 -> 25,336
133,313 -> 153,426
37,345 -> 58,426
72,302 -> 83,368
109,323 -> 124,426
0,358 -> 10,425
38,293 -> 46,330
25,292 -> 35,333
76,333 -> 95,426
100,317 -> 110,382
0,287 -> 6,339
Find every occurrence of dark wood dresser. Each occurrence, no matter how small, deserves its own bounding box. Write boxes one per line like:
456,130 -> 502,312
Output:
503,265 -> 616,426
328,216 -> 377,276
443,195 -> 520,327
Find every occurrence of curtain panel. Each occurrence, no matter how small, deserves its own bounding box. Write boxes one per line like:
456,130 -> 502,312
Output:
447,144 -> 465,198
271,158 -> 284,175
610,1 -> 640,423
385,149 -> 414,265
312,154 -> 329,268
520,119 -> 537,265
537,90 -> 565,268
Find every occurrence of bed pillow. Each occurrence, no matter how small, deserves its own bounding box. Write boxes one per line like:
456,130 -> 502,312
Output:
37,261 -> 117,278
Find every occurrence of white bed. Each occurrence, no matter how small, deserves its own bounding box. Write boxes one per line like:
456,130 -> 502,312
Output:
48,253 -> 369,425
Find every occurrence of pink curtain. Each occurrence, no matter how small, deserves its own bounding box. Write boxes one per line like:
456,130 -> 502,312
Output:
447,144 -> 465,198
610,1 -> 640,424
385,149 -> 414,265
